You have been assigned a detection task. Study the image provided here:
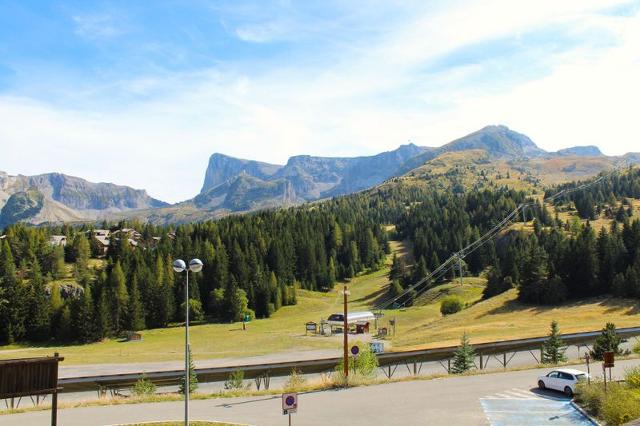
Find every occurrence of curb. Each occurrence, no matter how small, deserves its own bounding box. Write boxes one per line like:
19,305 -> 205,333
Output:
571,401 -> 600,426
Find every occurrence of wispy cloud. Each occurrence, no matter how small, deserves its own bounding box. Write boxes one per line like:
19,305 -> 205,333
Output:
0,0 -> 638,202
72,13 -> 126,40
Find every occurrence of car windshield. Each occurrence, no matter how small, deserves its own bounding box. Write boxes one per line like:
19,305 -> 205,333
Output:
575,374 -> 586,381
328,314 -> 343,321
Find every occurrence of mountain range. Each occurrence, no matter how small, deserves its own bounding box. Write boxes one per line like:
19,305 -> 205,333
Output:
1,125 -> 638,227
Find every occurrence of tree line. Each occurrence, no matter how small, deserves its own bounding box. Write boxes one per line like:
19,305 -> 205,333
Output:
0,200 -> 388,344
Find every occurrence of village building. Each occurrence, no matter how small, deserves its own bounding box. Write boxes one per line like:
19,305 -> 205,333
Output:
49,235 -> 67,247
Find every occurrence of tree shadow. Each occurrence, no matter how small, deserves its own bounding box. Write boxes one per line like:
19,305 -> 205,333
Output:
597,297 -> 640,316
351,286 -> 389,307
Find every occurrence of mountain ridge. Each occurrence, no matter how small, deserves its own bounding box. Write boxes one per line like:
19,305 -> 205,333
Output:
2,125 -> 639,227
0,171 -> 168,227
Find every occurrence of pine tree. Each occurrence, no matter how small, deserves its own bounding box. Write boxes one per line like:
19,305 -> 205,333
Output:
451,333 -> 476,374
74,283 -> 97,343
73,234 -> 91,284
387,279 -> 403,300
179,348 -> 198,394
0,240 -> 25,343
57,304 -> 72,342
411,256 -> 429,285
96,288 -> 112,339
127,276 -> 146,331
541,320 -> 567,364
328,257 -> 337,288
26,261 -> 51,341
519,241 -> 548,304
591,322 -> 623,360
52,245 -> 66,279
109,261 -> 129,333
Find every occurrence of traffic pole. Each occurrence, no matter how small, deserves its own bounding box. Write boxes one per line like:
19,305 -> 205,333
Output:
343,285 -> 349,381
185,270 -> 189,426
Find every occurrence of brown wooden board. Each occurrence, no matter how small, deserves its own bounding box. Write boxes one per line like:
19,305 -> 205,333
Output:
603,351 -> 615,368
0,355 -> 64,399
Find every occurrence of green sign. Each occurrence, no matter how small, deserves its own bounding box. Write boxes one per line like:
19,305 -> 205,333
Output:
243,314 -> 251,322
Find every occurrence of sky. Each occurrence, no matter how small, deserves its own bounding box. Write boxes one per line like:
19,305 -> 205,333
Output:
0,0 -> 639,203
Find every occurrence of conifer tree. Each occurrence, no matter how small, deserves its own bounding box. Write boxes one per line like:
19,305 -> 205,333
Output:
52,245 -> 66,279
127,276 -> 146,331
328,257 -> 337,288
179,349 -> 198,394
26,261 -> 51,341
0,240 -> 25,343
109,261 -> 129,333
74,283 -> 97,343
591,322 -> 623,360
96,288 -> 112,339
541,320 -> 567,364
451,333 -> 476,374
57,304 -> 72,342
73,234 -> 91,283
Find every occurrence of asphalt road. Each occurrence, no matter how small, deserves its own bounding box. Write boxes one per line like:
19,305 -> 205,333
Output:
8,359 -> 639,426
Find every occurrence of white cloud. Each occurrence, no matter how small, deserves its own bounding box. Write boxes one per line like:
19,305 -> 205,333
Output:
0,0 -> 638,203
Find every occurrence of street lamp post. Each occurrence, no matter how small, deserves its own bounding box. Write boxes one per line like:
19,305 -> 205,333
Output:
343,285 -> 350,381
173,258 -> 203,426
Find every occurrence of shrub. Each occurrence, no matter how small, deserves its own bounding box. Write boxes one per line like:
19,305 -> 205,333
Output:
224,369 -> 245,390
440,296 -> 464,315
284,368 -> 307,391
575,380 -> 605,416
334,341 -> 379,382
625,366 -> 640,389
600,383 -> 640,425
132,376 -> 156,396
178,299 -> 205,322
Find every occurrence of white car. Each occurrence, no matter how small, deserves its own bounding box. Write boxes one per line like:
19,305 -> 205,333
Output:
537,368 -> 589,397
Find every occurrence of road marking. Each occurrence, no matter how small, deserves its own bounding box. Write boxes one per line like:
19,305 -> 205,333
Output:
481,389 -> 593,425
484,388 -> 569,401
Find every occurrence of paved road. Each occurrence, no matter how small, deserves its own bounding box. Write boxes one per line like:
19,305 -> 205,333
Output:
9,359 -> 638,426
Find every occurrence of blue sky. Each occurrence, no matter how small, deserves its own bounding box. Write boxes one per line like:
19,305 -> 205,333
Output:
0,0 -> 639,202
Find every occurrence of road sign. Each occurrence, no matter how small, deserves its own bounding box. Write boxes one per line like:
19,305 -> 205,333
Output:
351,345 -> 360,357
603,351 -> 615,368
369,341 -> 384,354
282,392 -> 298,415
305,322 -> 317,332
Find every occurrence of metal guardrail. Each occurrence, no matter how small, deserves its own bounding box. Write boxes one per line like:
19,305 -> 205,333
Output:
56,326 -> 640,393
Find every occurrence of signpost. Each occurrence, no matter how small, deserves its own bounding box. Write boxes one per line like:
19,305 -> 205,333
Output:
0,353 -> 64,426
584,352 -> 591,384
602,351 -> 615,392
343,285 -> 350,381
242,314 -> 251,331
351,345 -> 360,357
305,321 -> 317,335
282,392 -> 298,425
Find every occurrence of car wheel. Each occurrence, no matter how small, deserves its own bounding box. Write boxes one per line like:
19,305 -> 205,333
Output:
564,386 -> 573,397
538,380 -> 546,390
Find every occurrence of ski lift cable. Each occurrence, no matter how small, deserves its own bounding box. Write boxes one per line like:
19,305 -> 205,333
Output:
375,165 -> 628,311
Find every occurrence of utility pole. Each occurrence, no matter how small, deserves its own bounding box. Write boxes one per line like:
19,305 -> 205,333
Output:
343,285 -> 349,380
458,253 -> 463,286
